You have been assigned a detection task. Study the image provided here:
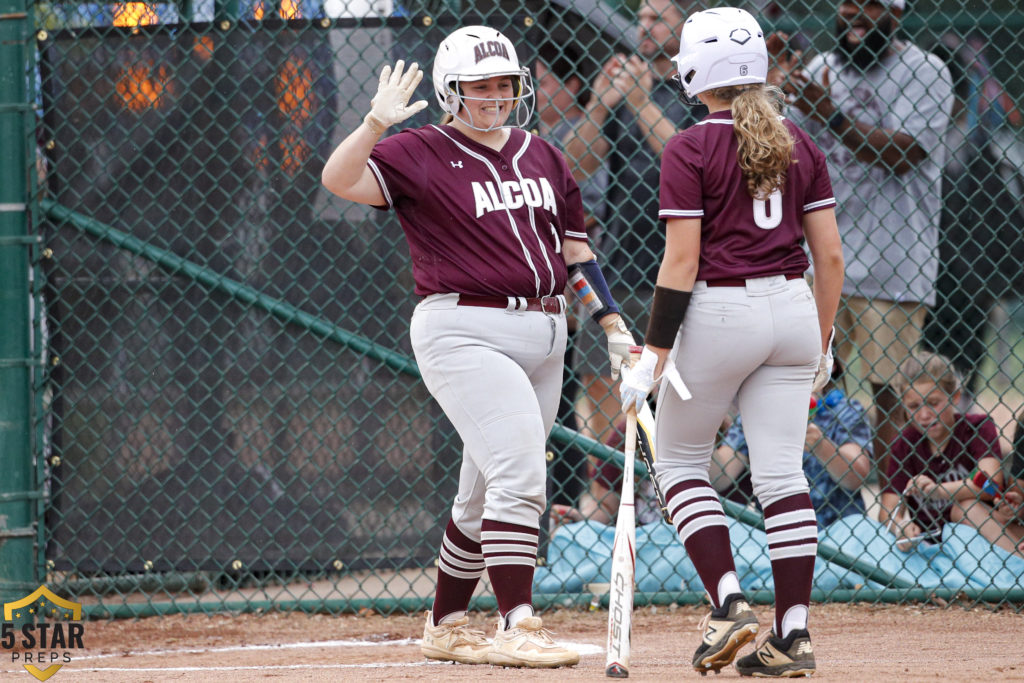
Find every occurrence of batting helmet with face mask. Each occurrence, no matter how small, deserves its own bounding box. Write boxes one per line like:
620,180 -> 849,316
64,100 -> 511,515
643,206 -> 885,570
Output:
672,7 -> 768,106
432,25 -> 535,131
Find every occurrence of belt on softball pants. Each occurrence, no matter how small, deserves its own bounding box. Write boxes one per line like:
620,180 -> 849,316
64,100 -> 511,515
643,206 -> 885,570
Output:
456,294 -> 566,314
703,273 -> 804,287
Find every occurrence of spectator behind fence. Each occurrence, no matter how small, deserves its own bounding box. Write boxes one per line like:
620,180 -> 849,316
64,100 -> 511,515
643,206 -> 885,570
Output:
535,44 -> 609,233
879,351 -> 1005,552
960,410 -> 1024,557
711,357 -> 872,528
768,0 -> 953,485
921,33 -> 1024,406
534,44 -> 608,509
549,451 -> 663,529
561,0 -> 707,449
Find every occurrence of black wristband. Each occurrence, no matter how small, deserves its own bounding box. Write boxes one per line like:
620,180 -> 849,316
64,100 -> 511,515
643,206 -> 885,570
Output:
645,286 -> 692,349
828,109 -> 847,133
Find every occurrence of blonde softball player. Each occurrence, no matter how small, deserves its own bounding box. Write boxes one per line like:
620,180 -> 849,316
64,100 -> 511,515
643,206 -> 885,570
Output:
620,8 -> 844,677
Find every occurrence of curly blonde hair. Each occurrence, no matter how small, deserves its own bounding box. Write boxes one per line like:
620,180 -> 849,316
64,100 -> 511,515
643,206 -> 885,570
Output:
709,84 -> 793,199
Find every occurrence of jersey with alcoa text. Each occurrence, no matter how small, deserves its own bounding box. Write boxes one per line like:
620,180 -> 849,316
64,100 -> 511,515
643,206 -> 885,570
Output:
367,124 -> 588,298
658,111 -> 836,281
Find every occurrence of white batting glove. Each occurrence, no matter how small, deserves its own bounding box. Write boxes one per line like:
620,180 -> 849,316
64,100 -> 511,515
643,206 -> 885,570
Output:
366,60 -> 428,132
619,346 -> 659,414
812,327 -> 835,393
603,316 -> 636,380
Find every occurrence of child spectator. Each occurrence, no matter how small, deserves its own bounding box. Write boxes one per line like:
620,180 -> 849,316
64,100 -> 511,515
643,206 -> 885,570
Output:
550,425 -> 664,528
880,351 -> 1005,550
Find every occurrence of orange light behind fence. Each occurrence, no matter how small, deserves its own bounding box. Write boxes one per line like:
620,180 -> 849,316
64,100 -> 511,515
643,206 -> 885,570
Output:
116,61 -> 173,111
276,56 -> 313,127
279,131 -> 310,177
193,35 -> 215,61
113,2 -> 159,28
254,0 -> 301,20
275,55 -> 314,176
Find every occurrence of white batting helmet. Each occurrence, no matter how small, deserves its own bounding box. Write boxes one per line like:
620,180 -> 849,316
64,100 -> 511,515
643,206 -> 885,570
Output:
672,8 -> 767,102
432,25 -> 535,130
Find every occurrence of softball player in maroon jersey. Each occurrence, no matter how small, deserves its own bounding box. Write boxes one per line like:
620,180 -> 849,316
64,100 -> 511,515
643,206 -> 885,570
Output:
321,25 -> 634,669
620,8 -> 844,677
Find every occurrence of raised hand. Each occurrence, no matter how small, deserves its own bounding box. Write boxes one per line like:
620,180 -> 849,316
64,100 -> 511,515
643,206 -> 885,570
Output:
621,56 -> 653,113
368,60 -> 429,130
766,31 -> 802,88
592,54 -> 631,112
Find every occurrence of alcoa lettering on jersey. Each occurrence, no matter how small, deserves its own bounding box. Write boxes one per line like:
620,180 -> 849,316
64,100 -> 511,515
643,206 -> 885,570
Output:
471,177 -> 557,218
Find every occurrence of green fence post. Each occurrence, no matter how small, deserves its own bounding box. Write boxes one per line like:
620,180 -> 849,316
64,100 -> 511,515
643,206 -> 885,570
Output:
214,0 -> 241,24
0,0 -> 40,609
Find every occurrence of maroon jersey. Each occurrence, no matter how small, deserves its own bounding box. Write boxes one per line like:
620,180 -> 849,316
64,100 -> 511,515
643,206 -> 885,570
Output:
658,111 -> 836,281
884,414 -> 1001,536
367,125 -> 588,297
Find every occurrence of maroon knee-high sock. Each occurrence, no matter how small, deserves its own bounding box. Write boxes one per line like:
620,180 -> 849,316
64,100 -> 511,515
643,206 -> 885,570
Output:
480,519 -> 538,619
763,493 -> 817,636
666,480 -> 737,609
431,519 -> 485,625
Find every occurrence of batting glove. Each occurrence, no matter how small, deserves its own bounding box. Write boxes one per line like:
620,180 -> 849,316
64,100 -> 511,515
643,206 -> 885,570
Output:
603,316 -> 636,381
619,346 -> 658,414
366,60 -> 428,132
811,327 -> 835,393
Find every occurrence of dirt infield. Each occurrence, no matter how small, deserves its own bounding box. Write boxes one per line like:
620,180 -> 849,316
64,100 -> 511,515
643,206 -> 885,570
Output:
7,602 -> 1021,681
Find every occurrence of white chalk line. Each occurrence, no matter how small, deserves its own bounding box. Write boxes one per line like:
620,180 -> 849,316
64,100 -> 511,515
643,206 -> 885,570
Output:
67,661 -> 446,672
2,663 -> 445,674
73,637 -> 422,661
55,637 -> 602,671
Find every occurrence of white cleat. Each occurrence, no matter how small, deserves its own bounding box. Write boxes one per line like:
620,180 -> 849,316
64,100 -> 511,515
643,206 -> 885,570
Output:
488,616 -> 580,668
420,611 -> 491,665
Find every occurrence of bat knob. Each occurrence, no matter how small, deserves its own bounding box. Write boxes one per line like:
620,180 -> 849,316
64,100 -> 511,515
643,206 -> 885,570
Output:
605,663 -> 629,678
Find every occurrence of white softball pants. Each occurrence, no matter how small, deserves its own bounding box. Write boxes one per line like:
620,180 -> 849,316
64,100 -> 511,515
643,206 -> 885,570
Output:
655,275 -> 820,508
410,293 -> 567,536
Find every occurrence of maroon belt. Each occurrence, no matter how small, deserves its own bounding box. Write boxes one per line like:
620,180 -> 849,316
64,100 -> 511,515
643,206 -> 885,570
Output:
457,294 -> 565,314
704,273 -> 804,287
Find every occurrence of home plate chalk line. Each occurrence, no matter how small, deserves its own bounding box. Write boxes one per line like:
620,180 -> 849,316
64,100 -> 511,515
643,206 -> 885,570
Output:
38,637 -> 604,673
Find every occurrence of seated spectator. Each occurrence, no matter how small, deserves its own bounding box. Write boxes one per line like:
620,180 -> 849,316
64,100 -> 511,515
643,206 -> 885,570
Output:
550,409 -> 728,529
955,411 -> 1024,556
550,446 -> 663,528
880,351 -> 1008,551
711,358 -> 872,528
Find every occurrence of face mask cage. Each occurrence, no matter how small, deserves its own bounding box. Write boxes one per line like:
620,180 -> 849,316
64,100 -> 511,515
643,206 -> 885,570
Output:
445,71 -> 536,131
672,71 -> 704,107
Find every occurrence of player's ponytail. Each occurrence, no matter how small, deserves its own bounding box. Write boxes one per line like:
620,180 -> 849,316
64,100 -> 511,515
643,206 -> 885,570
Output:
711,84 -> 793,199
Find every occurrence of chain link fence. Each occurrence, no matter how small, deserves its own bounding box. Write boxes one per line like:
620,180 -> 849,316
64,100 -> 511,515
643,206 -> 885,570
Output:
6,0 -> 1023,616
